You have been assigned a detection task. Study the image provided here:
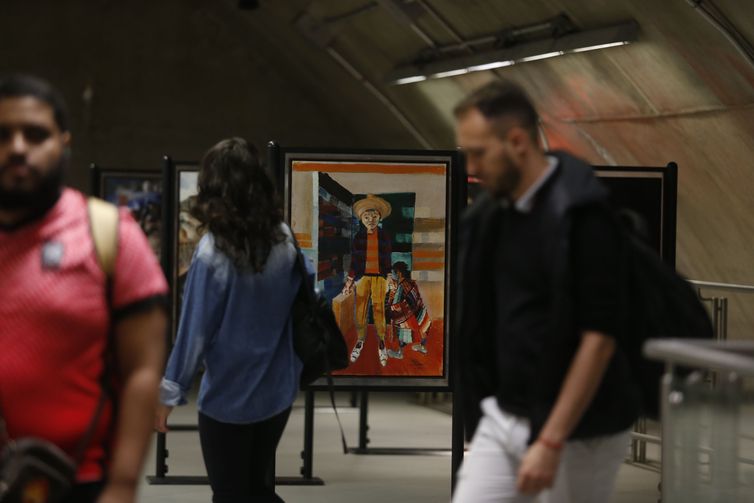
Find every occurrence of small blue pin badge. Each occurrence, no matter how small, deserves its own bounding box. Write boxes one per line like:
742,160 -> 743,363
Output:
41,240 -> 65,269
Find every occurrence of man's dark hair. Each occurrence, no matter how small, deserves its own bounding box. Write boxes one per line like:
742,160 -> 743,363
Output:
453,80 -> 539,142
0,74 -> 70,132
392,261 -> 410,278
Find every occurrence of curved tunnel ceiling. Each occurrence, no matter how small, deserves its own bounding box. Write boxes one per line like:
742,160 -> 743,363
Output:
1,0 -> 752,336
255,0 -> 754,337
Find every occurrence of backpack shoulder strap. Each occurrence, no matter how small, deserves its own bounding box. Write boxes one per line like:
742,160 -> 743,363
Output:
87,197 -> 119,278
76,197 -> 119,465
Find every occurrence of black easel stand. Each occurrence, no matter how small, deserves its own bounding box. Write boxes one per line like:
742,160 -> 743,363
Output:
346,391 -> 455,456
450,386 -> 464,491
147,391 -> 324,486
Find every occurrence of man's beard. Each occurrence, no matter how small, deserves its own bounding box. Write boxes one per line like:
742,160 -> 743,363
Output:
488,153 -> 521,200
0,156 -> 65,212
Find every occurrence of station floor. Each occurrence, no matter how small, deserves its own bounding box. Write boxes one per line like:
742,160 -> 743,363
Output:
137,392 -> 661,502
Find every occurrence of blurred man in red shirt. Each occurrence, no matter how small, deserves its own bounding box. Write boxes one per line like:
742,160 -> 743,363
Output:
0,74 -> 168,503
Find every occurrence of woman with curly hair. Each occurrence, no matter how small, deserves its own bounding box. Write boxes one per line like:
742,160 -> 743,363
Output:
155,138 -> 308,502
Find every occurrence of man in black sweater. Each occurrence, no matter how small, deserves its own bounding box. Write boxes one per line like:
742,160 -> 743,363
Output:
452,81 -> 641,502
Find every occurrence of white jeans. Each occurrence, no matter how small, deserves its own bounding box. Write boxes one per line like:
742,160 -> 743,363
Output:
453,397 -> 630,503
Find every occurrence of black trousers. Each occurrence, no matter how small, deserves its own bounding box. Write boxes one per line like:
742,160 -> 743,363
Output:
198,407 -> 291,503
61,482 -> 103,503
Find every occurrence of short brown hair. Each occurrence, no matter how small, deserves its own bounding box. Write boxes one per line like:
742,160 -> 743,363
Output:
454,80 -> 539,142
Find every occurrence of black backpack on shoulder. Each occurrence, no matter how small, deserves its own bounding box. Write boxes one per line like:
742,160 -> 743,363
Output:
619,217 -> 714,419
289,239 -> 349,386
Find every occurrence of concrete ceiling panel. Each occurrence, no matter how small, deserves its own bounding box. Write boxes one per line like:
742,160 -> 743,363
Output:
2,0 -> 753,335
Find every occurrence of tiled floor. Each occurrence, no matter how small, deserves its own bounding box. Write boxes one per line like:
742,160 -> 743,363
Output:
137,392 -> 660,502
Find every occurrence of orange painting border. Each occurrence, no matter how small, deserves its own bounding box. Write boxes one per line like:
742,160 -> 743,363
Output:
292,161 -> 446,175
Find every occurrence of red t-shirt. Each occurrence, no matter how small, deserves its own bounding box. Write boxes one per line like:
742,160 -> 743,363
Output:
0,188 -> 168,481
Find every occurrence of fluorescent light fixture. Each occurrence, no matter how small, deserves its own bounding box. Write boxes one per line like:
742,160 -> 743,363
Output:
518,51 -> 563,62
569,41 -> 629,53
466,60 -> 515,72
430,68 -> 470,79
394,75 -> 428,85
387,20 -> 638,85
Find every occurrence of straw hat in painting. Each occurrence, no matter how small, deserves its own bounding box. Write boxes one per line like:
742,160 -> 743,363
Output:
353,194 -> 392,220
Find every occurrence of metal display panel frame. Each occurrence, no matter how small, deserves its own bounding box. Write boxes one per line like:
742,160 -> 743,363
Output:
593,162 -> 678,266
592,162 -> 678,471
169,160 -> 202,340
466,162 -> 678,264
271,143 -> 466,391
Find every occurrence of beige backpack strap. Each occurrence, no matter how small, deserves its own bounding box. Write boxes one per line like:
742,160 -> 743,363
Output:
87,197 -> 119,278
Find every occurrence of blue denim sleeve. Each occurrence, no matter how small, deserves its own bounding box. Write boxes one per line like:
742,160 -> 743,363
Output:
160,251 -> 227,406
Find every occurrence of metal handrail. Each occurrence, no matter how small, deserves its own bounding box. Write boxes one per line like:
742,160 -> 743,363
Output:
644,339 -> 754,375
689,280 -> 754,294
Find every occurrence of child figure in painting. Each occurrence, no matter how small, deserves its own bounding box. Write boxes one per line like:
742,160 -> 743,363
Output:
386,261 -> 432,359
341,195 -> 393,367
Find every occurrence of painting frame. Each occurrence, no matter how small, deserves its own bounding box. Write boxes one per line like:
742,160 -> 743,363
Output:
593,162 -> 678,267
272,145 -> 465,390
167,159 -> 202,340
90,164 -> 164,261
466,162 -> 678,266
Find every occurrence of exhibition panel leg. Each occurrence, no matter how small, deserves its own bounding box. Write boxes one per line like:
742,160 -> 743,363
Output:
451,388 -> 465,491
147,392 -> 324,486
347,391 -> 454,456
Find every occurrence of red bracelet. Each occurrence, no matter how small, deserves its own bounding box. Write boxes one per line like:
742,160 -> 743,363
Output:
538,436 -> 564,451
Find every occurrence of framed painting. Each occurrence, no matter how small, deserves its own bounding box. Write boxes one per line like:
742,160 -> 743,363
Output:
273,146 -> 465,389
91,166 -> 163,259
467,162 -> 678,264
593,163 -> 677,266
170,162 -> 204,337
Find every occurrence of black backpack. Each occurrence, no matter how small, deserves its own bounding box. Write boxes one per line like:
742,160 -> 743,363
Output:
620,224 -> 714,419
289,240 -> 349,386
288,237 -> 351,453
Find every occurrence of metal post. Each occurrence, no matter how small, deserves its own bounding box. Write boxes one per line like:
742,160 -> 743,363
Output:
155,432 -> 168,477
359,391 -> 370,450
639,417 -> 647,463
711,297 -> 720,339
709,296 -> 729,341
710,372 -> 741,500
451,392 -> 465,492
661,363 -> 676,502
301,390 -> 315,479
631,418 -> 648,463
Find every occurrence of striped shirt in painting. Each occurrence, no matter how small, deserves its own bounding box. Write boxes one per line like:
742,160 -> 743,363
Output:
365,231 -> 380,274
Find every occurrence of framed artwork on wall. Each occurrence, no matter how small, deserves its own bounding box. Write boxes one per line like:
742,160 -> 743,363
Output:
171,162 -> 204,336
466,162 -> 678,265
593,163 -> 677,266
272,146 -> 465,389
91,166 -> 163,259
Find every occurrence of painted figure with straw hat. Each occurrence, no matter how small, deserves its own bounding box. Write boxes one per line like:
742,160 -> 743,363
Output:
341,194 -> 393,367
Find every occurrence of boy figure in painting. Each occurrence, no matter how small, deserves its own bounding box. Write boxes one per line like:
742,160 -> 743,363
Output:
387,261 -> 432,359
341,194 -> 393,367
